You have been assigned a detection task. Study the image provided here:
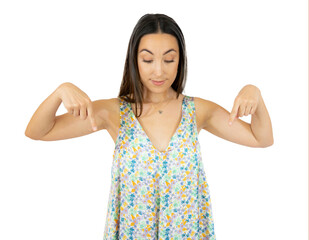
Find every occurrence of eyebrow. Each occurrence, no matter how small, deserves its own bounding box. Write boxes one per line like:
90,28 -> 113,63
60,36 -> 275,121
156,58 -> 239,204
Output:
139,48 -> 177,55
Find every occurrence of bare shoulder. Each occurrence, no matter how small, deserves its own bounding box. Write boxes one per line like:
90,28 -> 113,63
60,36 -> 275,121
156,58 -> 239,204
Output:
95,97 -> 120,129
193,96 -> 217,131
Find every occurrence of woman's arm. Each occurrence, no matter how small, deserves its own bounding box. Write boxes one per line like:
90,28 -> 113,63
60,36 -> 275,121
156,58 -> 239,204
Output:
228,85 -> 274,147
249,93 -> 274,147
25,82 -> 105,141
25,85 -> 63,139
196,84 -> 274,148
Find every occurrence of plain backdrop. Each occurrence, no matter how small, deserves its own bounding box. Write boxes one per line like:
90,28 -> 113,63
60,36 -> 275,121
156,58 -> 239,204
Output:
0,0 -> 307,239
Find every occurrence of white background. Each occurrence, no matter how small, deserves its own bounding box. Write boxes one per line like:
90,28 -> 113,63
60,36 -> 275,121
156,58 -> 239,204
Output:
0,0 -> 308,239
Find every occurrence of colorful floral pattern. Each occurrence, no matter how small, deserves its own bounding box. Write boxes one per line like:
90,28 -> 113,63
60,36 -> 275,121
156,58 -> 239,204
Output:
103,95 -> 216,239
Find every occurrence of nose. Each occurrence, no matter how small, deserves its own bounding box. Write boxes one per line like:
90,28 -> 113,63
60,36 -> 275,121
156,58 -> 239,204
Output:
153,60 -> 163,77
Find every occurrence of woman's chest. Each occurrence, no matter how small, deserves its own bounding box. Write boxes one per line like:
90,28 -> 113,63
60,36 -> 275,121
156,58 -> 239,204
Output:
106,96 -> 204,150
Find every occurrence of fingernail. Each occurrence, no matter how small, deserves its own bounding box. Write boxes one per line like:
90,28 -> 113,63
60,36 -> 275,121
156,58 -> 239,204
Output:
228,121 -> 232,126
93,126 -> 97,131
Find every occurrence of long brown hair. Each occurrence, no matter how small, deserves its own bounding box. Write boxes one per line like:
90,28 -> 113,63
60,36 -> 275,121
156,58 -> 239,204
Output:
118,13 -> 188,117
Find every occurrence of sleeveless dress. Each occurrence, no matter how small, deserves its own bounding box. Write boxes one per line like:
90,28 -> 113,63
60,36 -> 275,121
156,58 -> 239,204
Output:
103,95 -> 216,240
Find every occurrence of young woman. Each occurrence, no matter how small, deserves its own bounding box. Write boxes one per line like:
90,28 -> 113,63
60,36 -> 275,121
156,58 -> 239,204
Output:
25,13 -> 274,239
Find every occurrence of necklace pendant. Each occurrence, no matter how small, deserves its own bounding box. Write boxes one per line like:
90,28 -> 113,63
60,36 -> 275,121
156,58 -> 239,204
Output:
158,110 -> 163,114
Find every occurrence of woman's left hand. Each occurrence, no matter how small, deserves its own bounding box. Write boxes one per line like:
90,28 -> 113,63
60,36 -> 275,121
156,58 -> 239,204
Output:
228,84 -> 261,125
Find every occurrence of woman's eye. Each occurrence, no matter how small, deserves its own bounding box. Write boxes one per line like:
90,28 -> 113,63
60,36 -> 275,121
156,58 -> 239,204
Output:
142,59 -> 175,63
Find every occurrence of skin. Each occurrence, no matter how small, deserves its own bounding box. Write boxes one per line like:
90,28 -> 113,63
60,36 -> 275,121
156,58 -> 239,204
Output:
33,33 -> 273,149
129,33 -> 185,151
137,33 -> 180,104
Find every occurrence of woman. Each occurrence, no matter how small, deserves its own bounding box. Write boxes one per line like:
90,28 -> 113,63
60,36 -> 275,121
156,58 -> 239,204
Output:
25,13 -> 274,239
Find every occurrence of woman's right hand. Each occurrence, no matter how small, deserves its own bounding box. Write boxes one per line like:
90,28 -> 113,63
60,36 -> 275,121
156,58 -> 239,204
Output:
56,82 -> 98,131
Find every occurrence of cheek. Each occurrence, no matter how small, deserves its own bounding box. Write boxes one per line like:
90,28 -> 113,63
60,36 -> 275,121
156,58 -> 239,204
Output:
170,62 -> 179,76
137,62 -> 149,80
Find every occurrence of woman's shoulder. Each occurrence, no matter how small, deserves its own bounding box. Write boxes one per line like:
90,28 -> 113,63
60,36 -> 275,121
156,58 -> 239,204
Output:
93,97 -> 122,129
191,96 -> 215,128
192,96 -> 212,106
96,97 -> 120,111
96,95 -> 131,109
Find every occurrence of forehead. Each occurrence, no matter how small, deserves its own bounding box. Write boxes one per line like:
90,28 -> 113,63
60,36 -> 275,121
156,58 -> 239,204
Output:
138,33 -> 179,54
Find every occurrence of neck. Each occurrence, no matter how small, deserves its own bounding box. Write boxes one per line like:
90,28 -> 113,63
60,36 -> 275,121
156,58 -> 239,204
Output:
142,88 -> 175,104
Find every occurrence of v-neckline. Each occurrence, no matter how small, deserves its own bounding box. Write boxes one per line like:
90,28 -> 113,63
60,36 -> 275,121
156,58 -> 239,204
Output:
128,95 -> 186,154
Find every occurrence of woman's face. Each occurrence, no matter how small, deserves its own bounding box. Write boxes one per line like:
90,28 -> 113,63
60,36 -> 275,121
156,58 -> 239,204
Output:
137,33 -> 180,94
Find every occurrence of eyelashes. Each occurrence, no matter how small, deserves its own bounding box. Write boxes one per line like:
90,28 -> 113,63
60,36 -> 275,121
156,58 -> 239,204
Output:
143,60 -> 175,63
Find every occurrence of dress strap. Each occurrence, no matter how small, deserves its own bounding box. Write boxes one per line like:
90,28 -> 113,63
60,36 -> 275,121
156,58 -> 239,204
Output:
182,95 -> 199,136
118,97 -> 132,129
113,97 -> 132,148
183,95 -> 195,119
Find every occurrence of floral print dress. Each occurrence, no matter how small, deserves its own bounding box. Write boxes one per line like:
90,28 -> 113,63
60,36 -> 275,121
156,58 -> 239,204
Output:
103,95 -> 216,240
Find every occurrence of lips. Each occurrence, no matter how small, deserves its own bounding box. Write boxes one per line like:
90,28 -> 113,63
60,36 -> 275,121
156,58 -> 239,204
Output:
151,80 -> 165,86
